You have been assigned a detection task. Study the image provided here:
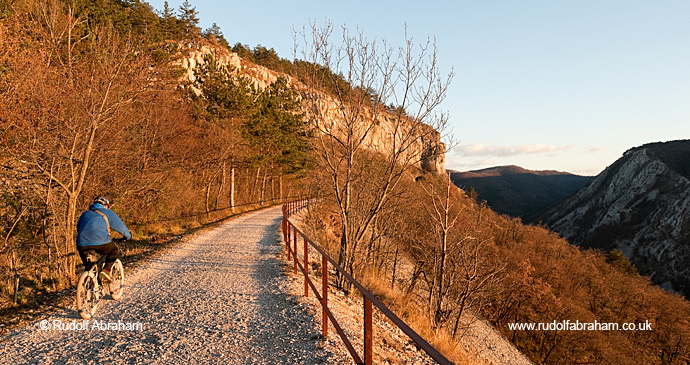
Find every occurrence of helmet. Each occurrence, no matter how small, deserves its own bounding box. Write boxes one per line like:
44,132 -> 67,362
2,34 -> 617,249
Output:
93,196 -> 110,206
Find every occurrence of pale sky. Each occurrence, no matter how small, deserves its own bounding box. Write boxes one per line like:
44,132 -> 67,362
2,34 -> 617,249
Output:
147,0 -> 690,176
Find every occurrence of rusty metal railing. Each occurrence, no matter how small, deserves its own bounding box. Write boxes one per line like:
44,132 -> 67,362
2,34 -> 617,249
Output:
282,199 -> 454,365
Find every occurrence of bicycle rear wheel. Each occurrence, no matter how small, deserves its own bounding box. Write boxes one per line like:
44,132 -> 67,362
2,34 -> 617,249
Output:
76,271 -> 98,320
110,259 -> 125,300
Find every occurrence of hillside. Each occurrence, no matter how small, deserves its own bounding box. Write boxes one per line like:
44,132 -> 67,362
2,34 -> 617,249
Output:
177,43 -> 447,175
306,168 -> 690,364
0,0 -> 320,315
2,2 -> 690,364
540,140 -> 690,297
450,165 -> 593,221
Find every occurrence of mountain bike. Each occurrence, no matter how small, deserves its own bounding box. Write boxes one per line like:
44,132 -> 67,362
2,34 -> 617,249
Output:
76,251 -> 125,320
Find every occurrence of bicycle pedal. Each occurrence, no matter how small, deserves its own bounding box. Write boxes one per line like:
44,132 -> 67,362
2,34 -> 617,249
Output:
99,271 -> 113,282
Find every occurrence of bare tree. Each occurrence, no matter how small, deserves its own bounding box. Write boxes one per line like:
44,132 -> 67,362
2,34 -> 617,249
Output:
420,173 -> 458,327
408,175 -> 506,335
447,207 -> 506,339
294,21 -> 454,285
7,17 -> 153,278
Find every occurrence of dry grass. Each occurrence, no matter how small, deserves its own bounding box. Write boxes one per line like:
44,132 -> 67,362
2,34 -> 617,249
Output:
286,209 -> 484,364
360,269 -> 483,365
290,194 -> 525,364
281,259 -> 483,365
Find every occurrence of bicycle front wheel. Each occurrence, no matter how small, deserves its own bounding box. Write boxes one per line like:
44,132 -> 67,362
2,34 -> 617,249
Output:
76,271 -> 98,320
110,259 -> 125,300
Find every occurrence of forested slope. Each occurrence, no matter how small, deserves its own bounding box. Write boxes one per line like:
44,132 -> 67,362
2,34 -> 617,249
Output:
0,0 -> 309,307
1,2 -> 689,365
303,172 -> 690,364
449,165 -> 593,221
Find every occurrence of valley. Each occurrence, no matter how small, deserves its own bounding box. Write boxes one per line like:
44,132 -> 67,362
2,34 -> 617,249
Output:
453,140 -> 690,298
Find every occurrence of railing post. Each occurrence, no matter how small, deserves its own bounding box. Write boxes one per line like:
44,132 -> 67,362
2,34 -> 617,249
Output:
293,229 -> 298,275
286,222 -> 291,261
304,236 -> 309,297
283,217 -> 290,261
364,296 -> 373,365
322,255 -> 328,338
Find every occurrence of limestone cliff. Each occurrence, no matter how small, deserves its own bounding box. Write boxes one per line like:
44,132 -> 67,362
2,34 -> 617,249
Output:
175,42 -> 446,174
541,140 -> 690,296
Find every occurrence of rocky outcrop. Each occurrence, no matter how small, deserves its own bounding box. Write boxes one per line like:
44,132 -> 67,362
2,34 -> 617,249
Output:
175,42 -> 446,174
541,140 -> 690,296
175,42 -> 283,93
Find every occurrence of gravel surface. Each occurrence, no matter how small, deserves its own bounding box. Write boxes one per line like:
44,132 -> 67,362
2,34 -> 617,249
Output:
0,206 -> 338,364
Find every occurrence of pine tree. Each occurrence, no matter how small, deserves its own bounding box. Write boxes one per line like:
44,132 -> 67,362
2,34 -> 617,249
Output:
203,23 -> 229,49
178,0 -> 199,37
159,1 -> 177,39
242,77 -> 310,174
192,54 -> 256,121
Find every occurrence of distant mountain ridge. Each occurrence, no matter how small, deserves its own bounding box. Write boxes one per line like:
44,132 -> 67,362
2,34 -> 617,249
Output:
449,165 -> 594,221
540,140 -> 690,297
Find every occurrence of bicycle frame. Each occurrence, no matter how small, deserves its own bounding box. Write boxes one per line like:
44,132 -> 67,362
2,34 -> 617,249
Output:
77,245 -> 125,319
86,254 -> 107,301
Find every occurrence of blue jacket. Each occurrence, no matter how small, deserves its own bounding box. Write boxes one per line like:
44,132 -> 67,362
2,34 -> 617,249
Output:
76,203 -> 132,247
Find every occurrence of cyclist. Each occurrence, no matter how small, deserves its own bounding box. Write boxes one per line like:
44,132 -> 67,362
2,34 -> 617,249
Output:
76,196 -> 131,282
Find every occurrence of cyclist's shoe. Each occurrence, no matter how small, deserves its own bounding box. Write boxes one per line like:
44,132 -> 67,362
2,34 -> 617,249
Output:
99,270 -> 113,282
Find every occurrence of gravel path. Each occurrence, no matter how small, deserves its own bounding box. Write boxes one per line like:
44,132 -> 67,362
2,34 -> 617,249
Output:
0,206 -> 337,364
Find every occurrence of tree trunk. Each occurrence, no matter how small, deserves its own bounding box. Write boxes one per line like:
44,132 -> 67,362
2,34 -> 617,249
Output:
336,230 -> 349,289
43,184 -> 55,290
270,175 -> 275,203
216,161 -> 226,210
230,167 -> 235,213
391,243 -> 399,289
205,182 -> 211,214
65,193 -> 77,278
7,225 -> 22,303
260,169 -> 267,205
42,168 -> 56,288
252,167 -> 261,203
13,272 -> 19,304
64,122 -> 98,279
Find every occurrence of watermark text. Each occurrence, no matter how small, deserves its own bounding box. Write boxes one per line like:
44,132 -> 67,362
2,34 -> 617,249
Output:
40,319 -> 143,331
508,320 -> 652,331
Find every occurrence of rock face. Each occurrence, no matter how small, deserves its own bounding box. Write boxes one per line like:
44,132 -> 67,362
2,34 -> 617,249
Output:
175,42 -> 283,93
541,140 -> 690,296
175,42 -> 446,174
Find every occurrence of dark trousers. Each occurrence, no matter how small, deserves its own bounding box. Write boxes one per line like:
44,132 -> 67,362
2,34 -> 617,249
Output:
78,242 -> 121,272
